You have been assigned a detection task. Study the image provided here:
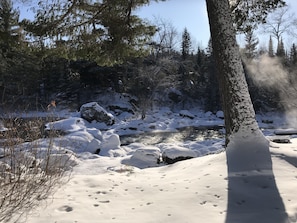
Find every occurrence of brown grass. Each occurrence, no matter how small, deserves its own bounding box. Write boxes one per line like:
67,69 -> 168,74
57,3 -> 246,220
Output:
0,116 -> 72,223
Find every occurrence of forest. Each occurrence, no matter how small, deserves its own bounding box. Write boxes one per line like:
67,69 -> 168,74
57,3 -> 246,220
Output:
2,1 -> 297,222
0,0 -> 295,115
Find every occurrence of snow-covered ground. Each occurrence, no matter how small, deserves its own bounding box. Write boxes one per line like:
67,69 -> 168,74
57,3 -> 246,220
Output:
3,102 -> 297,223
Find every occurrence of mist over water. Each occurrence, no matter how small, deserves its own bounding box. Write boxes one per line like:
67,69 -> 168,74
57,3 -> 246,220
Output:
246,55 -> 289,87
245,55 -> 297,127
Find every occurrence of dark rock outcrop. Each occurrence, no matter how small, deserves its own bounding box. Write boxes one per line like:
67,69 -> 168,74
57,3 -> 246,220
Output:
80,102 -> 115,125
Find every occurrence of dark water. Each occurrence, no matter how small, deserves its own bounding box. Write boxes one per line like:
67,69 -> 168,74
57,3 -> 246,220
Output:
120,126 -> 224,146
1,117 -> 225,147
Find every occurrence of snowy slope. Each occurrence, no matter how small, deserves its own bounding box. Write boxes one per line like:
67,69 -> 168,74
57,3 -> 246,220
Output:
3,106 -> 297,223
16,140 -> 297,223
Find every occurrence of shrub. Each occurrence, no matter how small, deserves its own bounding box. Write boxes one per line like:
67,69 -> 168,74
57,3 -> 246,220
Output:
0,117 -> 73,223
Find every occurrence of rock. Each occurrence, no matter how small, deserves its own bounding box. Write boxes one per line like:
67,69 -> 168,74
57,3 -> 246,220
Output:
168,90 -> 182,103
268,135 -> 291,144
162,145 -> 197,164
0,121 -> 8,132
108,104 -> 134,116
274,129 -> 297,135
122,146 -> 161,169
80,102 -> 115,125
205,111 -> 214,119
86,138 -> 101,153
45,117 -> 85,135
262,119 -> 273,124
101,134 -> 121,149
216,111 -> 224,119
99,134 -> 126,157
179,110 -> 195,119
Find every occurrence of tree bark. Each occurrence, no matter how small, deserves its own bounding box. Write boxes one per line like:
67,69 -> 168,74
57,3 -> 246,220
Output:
205,0 -> 260,145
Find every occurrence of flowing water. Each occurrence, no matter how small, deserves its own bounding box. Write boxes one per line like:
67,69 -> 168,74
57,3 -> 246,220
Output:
120,126 -> 224,146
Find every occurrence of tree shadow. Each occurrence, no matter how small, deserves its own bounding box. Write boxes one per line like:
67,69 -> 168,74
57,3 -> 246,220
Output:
271,152 -> 297,168
225,142 -> 289,223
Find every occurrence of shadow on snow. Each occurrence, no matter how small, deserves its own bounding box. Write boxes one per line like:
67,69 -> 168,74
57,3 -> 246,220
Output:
225,142 -> 289,223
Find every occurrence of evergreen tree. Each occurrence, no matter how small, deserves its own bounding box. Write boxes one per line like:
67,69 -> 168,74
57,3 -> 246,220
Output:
268,35 -> 274,57
22,0 -> 159,65
290,43 -> 297,65
244,26 -> 259,59
196,46 -> 206,69
0,0 -> 20,53
181,28 -> 191,60
204,39 -> 220,112
276,38 -> 285,58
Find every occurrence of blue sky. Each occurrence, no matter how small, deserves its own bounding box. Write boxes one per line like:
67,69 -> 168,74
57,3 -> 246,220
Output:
18,0 -> 297,51
137,0 -> 209,48
137,0 -> 297,51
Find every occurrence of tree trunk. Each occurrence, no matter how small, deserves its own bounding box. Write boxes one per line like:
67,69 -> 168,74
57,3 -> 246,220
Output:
205,0 -> 261,145
205,3 -> 289,222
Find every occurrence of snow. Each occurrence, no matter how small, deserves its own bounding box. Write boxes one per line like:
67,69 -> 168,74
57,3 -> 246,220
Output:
161,144 -> 197,159
45,117 -> 87,133
0,121 -> 8,132
3,105 -> 297,223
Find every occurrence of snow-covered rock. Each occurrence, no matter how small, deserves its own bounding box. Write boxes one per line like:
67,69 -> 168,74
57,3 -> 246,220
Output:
274,128 -> 297,135
101,134 -> 121,149
0,121 -> 8,132
161,144 -> 197,164
267,135 -> 291,143
216,110 -> 224,119
179,110 -> 195,119
86,128 -> 103,141
45,117 -> 86,134
122,145 -> 161,169
99,134 -> 127,157
49,131 -> 98,154
39,153 -> 79,171
80,102 -> 115,125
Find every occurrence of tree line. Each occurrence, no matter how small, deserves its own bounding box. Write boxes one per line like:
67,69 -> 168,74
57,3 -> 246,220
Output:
0,0 -> 293,115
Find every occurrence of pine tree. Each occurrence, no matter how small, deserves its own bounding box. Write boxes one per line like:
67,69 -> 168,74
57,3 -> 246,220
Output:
204,39 -> 220,112
276,38 -> 285,58
181,28 -> 191,60
22,0 -> 157,65
0,0 -> 20,53
268,36 -> 274,57
196,46 -> 206,68
290,43 -> 297,65
244,26 -> 259,59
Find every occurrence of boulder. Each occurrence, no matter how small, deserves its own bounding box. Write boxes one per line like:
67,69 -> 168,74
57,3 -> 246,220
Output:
122,146 -> 161,169
268,135 -> 291,144
168,90 -> 182,103
0,121 -> 8,132
80,102 -> 115,125
179,110 -> 195,119
99,134 -> 127,157
162,145 -> 197,164
216,110 -> 224,119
